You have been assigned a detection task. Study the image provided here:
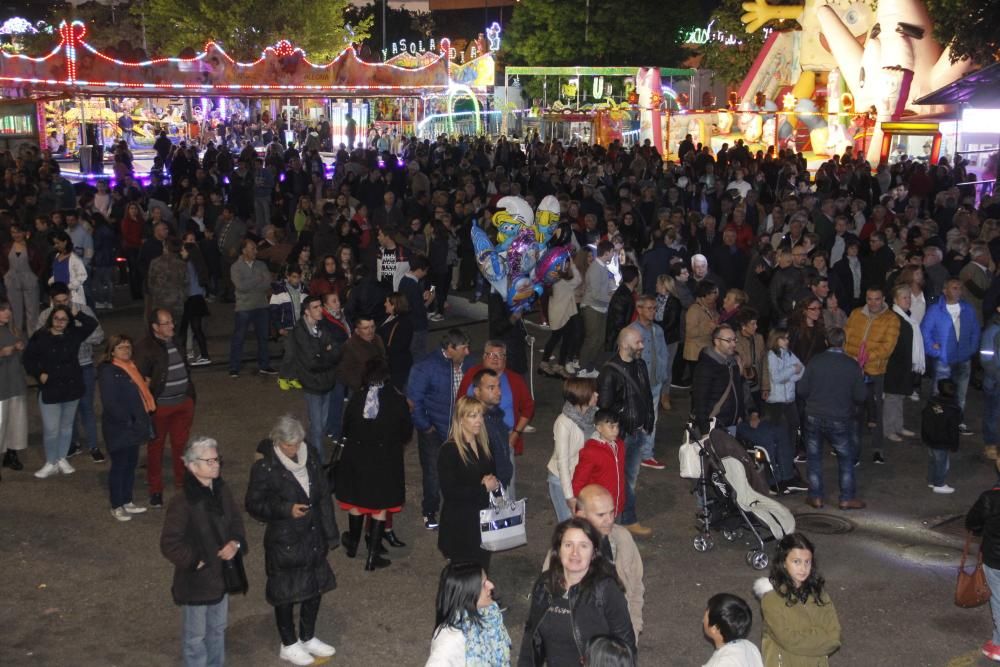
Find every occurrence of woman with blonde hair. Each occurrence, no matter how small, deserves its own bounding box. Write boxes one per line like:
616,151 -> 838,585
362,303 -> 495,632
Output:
438,396 -> 499,570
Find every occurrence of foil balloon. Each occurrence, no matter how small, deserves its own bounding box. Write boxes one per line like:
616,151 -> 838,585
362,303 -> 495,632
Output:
471,225 -> 508,296
507,276 -> 543,314
505,227 -> 538,278
493,196 -> 535,252
533,195 -> 561,244
536,246 -> 572,287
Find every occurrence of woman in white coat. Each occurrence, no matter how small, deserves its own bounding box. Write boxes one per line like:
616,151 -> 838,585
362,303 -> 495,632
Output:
539,259 -> 582,378
48,231 -> 88,306
546,377 -> 598,523
426,561 -> 510,667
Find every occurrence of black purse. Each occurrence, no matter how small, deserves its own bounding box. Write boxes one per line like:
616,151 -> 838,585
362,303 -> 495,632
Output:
208,517 -> 248,596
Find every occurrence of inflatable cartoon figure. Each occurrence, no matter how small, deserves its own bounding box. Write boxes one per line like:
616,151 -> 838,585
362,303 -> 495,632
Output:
636,67 -> 664,154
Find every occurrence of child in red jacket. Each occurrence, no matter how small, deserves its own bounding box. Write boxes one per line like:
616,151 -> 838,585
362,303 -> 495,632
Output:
572,409 -> 626,515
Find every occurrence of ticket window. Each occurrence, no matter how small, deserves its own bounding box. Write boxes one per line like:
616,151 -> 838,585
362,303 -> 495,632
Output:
879,122 -> 941,165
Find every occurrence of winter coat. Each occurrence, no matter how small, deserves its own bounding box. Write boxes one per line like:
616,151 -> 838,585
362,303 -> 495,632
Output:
518,575 -> 636,667
408,350 -> 472,436
548,266 -> 582,331
597,355 -> 654,436
572,437 -> 626,515
49,252 -> 88,305
605,285 -> 636,350
655,293 -> 683,345
797,349 -> 867,421
684,301 -> 719,361
769,266 -> 803,323
692,347 -> 751,433
921,299 -> 981,366
883,312 -> 914,395
147,253 -> 189,318
735,331 -> 770,395
268,280 -> 306,332
437,439 -> 496,563
756,579 -> 841,667
377,315 -> 413,391
160,474 -> 248,606
844,304 -> 900,376
335,335 -> 386,392
765,349 -> 804,404
335,384 -> 413,510
281,318 -> 342,394
23,312 -> 98,403
245,440 -> 337,607
921,396 -> 962,451
967,485 -> 1000,569
97,362 -> 152,452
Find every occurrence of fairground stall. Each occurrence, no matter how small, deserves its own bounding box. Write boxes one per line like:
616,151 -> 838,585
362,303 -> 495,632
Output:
0,20 -> 454,176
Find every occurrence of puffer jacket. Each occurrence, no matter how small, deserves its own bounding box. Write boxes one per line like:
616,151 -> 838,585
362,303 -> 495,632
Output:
245,440 -> 337,607
765,348 -> 804,404
967,484 -> 1000,569
756,578 -> 841,667
597,355 -> 654,436
921,298 -> 981,366
844,304 -> 900,376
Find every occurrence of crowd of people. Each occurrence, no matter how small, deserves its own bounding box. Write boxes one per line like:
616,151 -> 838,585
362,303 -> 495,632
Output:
1,126 -> 999,665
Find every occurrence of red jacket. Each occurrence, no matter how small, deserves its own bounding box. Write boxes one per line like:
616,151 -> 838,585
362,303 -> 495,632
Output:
458,365 -> 536,455
572,437 -> 625,515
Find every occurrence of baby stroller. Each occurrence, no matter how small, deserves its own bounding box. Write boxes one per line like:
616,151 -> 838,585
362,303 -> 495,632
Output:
678,420 -> 796,570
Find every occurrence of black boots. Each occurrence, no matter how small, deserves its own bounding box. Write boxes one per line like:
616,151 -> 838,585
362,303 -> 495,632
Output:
382,529 -> 406,548
342,514 -> 364,558
365,519 -> 391,571
2,450 -> 23,471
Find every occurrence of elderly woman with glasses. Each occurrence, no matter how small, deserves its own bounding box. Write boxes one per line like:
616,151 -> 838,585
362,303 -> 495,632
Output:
23,302 -> 98,478
246,415 -> 338,666
160,436 -> 247,667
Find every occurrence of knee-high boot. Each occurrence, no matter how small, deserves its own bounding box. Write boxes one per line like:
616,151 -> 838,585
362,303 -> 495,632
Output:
365,519 -> 391,571
342,514 -> 364,558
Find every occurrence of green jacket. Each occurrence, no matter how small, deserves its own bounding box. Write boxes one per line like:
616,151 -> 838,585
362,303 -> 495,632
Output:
757,579 -> 842,667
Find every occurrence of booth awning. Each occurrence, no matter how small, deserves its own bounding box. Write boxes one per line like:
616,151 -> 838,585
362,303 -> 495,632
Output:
914,63 -> 1000,107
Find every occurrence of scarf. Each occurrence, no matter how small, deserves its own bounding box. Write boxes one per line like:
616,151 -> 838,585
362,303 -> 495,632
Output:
363,383 -> 383,419
562,401 -> 596,436
893,304 -> 926,374
113,358 -> 157,413
460,603 -> 511,667
273,441 -> 310,498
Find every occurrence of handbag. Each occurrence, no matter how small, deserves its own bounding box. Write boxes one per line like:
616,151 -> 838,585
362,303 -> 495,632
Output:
207,517 -> 248,596
679,418 -> 716,479
955,533 -> 991,608
480,483 -> 527,552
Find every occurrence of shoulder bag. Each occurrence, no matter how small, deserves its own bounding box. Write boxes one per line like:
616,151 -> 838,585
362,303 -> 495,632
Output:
955,532 -> 991,608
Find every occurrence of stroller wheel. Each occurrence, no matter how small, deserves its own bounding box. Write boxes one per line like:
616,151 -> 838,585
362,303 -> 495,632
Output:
693,535 -> 715,552
748,550 -> 769,570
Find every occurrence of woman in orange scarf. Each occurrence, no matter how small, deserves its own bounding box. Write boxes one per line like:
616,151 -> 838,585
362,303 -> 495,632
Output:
98,334 -> 157,522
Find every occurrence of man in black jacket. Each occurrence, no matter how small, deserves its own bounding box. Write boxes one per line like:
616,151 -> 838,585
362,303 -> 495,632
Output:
605,265 -> 638,352
597,327 -> 654,537
797,327 -> 868,510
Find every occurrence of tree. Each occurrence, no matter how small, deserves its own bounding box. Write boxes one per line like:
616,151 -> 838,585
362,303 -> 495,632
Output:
925,0 -> 1000,66
343,5 -> 436,61
140,0 -> 370,61
693,0 -> 769,87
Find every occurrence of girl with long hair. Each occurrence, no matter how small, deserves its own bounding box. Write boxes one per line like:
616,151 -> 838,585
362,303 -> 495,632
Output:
426,561 -> 511,666
437,396 -> 498,570
753,533 -> 841,667
0,300 -> 28,473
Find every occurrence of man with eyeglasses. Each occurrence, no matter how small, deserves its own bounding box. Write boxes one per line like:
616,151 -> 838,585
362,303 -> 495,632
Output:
458,340 -> 536,456
135,308 -> 197,508
692,324 -> 752,436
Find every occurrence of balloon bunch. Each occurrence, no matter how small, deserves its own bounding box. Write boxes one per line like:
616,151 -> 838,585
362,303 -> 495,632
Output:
471,195 -> 571,314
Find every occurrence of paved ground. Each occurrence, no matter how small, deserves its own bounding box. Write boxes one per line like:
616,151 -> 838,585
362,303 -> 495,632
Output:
1,293 -> 997,666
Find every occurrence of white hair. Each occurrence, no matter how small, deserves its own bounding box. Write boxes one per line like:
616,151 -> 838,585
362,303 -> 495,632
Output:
691,254 -> 708,267
183,436 -> 219,464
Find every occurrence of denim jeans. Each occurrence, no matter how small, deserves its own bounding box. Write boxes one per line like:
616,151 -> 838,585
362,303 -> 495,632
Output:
639,382 -> 662,460
737,417 -> 795,483
92,265 -> 115,306
39,397 -> 79,463
804,415 -> 856,502
985,565 -> 1000,645
548,472 -> 573,523
75,363 -> 98,450
926,447 -> 951,487
984,376 -> 1000,445
323,383 -> 347,441
620,431 -> 645,525
181,596 -> 228,667
229,307 -> 271,372
934,359 -> 972,411
418,427 -> 444,516
108,445 -> 139,508
304,389 -> 334,455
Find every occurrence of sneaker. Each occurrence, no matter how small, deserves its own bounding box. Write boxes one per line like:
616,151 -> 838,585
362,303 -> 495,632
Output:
670,382 -> 691,390
640,457 -> 666,470
190,357 -> 212,367
111,507 -> 132,522
522,424 -> 537,434
229,370 -> 240,379
625,522 -> 653,537
34,462 -> 59,479
428,313 -> 445,322
66,443 -> 81,458
909,390 -> 921,402
279,641 -> 315,666
149,493 -> 164,509
278,378 -> 293,390
289,379 -> 302,389
872,452 -> 886,464
982,640 -> 1000,661
56,458 -> 75,474
932,484 -> 956,494
564,361 -> 580,374
785,476 -> 809,492
423,513 -> 439,530
959,423 -> 974,436
794,453 -> 807,464
886,433 -> 903,442
258,367 -> 279,376
899,428 -> 916,437
123,502 -> 148,514
300,637 -> 336,657
90,449 -> 106,463
577,369 -> 600,379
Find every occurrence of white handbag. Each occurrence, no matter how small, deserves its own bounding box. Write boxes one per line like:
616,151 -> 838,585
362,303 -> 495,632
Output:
480,484 -> 527,552
678,418 -> 714,479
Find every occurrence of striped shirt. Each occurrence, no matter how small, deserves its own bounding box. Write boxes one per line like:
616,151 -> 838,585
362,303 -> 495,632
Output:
159,340 -> 190,406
